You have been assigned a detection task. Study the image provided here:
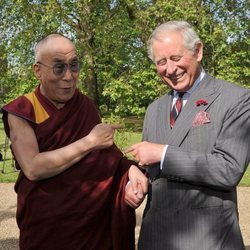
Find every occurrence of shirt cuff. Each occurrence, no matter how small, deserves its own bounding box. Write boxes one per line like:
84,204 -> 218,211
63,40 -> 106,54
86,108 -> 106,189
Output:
160,145 -> 168,170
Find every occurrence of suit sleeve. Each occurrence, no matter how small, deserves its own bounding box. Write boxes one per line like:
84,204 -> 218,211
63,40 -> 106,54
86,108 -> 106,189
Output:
161,90 -> 250,191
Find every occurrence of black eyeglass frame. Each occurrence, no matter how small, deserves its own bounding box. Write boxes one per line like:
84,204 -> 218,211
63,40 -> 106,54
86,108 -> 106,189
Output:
36,61 -> 81,76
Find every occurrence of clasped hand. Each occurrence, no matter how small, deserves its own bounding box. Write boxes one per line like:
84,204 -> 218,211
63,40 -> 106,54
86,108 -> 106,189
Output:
125,165 -> 148,209
124,141 -> 165,209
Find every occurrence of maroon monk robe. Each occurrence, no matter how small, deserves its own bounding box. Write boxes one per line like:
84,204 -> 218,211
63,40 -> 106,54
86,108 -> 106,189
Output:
2,86 -> 136,250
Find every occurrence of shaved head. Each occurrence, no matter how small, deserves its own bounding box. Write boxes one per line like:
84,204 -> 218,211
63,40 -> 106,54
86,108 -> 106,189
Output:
34,34 -> 76,62
32,33 -> 79,109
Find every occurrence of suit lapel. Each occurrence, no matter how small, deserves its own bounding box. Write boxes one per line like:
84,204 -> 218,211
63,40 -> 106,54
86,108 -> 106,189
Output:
166,74 -> 220,146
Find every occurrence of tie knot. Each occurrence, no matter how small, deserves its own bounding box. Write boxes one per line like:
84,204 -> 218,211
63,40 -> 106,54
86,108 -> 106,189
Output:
178,92 -> 185,98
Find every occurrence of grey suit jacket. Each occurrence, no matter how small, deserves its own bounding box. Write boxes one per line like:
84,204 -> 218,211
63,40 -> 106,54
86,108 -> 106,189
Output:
138,74 -> 250,250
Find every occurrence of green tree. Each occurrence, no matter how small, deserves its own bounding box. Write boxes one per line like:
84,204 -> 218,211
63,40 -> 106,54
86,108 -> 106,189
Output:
1,0 -> 249,115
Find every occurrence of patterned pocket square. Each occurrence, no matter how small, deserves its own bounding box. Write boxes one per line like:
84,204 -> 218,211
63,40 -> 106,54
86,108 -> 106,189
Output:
192,111 -> 211,127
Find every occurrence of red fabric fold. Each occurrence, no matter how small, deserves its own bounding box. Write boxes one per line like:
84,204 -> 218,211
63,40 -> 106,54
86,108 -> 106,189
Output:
2,86 -> 135,250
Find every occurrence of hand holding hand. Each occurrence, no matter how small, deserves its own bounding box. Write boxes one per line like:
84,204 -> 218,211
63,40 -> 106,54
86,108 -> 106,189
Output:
125,141 -> 165,167
125,182 -> 146,208
86,123 -> 122,150
125,165 -> 148,208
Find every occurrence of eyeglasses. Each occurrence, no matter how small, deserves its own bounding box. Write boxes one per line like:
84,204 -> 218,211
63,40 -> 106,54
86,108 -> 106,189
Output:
36,61 -> 81,76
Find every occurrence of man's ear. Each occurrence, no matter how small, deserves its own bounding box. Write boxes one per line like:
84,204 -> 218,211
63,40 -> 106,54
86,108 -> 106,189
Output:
33,63 -> 41,79
195,42 -> 203,62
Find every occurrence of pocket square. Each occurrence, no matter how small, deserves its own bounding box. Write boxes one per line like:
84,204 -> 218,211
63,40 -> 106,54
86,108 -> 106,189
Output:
192,111 -> 211,127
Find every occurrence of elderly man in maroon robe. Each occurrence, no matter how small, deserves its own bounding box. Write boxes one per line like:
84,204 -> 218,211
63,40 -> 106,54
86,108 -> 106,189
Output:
2,34 -> 147,250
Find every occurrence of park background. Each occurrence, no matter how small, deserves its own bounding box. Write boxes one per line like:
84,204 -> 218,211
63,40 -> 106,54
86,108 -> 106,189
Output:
0,0 -> 249,249
0,0 -> 249,188
0,1 -> 249,112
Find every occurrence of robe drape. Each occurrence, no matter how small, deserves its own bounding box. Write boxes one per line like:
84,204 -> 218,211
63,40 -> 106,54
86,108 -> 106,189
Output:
2,86 -> 135,250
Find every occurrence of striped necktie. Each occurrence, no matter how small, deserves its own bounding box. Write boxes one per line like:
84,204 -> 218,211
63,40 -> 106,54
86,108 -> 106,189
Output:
170,92 -> 185,128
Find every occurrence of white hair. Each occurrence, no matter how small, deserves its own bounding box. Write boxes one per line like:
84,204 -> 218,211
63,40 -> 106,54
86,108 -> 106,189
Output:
147,21 -> 202,61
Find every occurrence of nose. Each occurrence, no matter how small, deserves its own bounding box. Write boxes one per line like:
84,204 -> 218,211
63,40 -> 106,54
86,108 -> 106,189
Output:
166,59 -> 177,75
62,66 -> 74,80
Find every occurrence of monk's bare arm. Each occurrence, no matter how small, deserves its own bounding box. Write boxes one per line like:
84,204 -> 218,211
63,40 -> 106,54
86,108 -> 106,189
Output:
8,114 -> 120,181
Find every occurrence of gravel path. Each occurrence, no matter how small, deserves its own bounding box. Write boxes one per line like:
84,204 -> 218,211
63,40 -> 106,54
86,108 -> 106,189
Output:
0,183 -> 249,250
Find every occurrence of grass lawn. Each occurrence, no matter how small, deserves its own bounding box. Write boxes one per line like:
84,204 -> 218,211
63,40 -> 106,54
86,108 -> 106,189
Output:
240,167 -> 250,187
0,118 -> 249,186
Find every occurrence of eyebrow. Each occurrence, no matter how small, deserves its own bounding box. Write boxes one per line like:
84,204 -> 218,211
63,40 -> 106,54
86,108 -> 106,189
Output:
156,58 -> 166,62
52,57 -> 78,63
156,55 -> 183,63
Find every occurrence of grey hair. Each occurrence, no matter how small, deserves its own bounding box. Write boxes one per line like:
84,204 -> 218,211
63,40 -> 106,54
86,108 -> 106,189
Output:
147,21 -> 202,62
34,34 -> 74,62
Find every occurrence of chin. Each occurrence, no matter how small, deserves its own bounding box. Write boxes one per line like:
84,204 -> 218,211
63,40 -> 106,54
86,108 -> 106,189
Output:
171,81 -> 190,91
60,97 -> 73,103
63,92 -> 75,100
54,95 -> 73,105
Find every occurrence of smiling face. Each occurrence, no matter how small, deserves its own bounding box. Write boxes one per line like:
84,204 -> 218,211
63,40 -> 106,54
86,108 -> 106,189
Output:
33,35 -> 79,109
152,31 -> 203,92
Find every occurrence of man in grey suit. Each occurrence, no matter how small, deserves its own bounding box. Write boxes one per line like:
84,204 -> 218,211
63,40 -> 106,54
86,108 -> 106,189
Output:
126,21 -> 250,250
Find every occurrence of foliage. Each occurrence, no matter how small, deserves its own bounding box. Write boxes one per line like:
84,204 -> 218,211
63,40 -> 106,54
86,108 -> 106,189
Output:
0,0 -> 249,114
